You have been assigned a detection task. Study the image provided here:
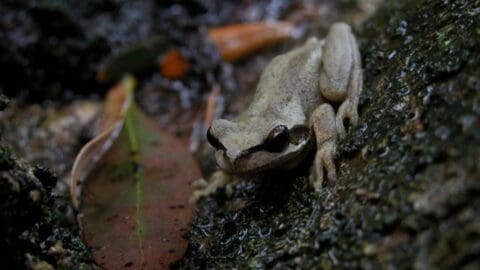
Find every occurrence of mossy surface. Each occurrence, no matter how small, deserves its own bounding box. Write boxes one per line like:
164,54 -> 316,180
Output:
179,0 -> 480,269
0,147 -> 98,269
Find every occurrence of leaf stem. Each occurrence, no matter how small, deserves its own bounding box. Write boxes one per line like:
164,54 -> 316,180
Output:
123,77 -> 145,264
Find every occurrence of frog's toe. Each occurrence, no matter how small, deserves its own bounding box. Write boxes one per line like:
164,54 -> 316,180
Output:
310,172 -> 324,193
311,140 -> 337,191
192,178 -> 209,188
336,100 -> 359,136
189,189 -> 210,203
189,190 -> 201,203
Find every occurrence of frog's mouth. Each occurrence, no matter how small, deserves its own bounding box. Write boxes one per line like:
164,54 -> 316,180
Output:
216,125 -> 313,174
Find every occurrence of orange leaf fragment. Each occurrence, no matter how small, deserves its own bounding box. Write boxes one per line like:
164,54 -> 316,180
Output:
208,21 -> 295,62
159,48 -> 190,80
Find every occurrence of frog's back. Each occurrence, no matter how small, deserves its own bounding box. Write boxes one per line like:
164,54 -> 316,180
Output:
247,39 -> 324,117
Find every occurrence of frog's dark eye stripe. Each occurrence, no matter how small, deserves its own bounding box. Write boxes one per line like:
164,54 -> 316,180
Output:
207,127 -> 226,150
264,125 -> 289,152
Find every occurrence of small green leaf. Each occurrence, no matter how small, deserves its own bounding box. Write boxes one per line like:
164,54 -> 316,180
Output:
97,37 -> 169,82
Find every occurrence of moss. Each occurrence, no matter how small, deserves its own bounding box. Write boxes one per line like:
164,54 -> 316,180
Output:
178,0 -> 480,269
0,147 -> 99,269
0,145 -> 15,169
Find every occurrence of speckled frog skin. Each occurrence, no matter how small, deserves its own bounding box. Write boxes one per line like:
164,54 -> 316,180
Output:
193,22 -> 363,200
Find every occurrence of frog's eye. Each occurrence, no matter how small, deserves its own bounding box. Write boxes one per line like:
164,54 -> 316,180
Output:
264,125 -> 289,152
207,127 -> 226,150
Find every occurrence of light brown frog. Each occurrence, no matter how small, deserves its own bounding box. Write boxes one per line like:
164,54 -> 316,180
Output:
192,22 -> 363,200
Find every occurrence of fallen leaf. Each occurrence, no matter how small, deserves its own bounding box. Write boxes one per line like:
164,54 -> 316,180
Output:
204,83 -> 221,127
159,48 -> 190,80
208,21 -> 295,62
71,77 -> 201,269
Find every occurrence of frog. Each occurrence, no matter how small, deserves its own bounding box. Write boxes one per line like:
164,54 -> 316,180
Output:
191,22 -> 362,201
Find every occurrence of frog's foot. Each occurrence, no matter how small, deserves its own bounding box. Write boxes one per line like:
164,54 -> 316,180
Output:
336,99 -> 359,136
310,140 -> 337,192
189,171 -> 232,203
310,104 -> 338,192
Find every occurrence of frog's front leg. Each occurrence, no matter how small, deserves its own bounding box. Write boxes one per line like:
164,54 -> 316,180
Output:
189,171 -> 235,202
319,22 -> 363,136
310,104 -> 337,191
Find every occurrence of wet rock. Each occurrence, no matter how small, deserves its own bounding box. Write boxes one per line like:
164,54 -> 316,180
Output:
178,0 -> 480,269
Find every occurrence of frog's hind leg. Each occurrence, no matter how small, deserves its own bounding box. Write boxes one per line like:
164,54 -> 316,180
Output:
310,103 -> 337,191
319,22 -> 363,136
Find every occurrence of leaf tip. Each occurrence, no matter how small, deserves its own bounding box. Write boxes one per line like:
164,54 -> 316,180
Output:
122,75 -> 137,94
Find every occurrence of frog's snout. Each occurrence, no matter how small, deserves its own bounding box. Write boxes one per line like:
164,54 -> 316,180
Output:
215,149 -> 234,172
215,148 -> 255,173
